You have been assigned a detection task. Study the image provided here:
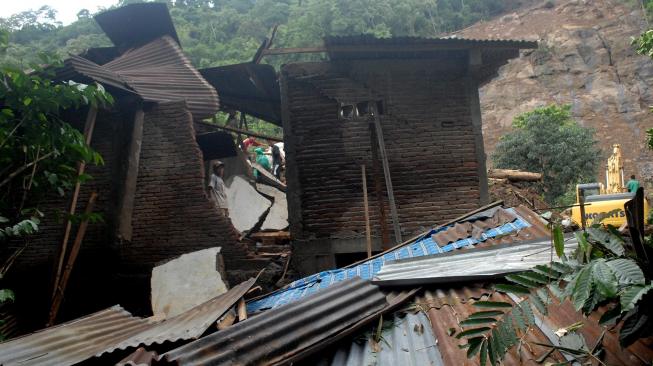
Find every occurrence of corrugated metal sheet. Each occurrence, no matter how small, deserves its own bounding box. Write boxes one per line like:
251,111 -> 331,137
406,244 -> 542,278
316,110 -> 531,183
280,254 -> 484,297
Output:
247,206 -> 541,312
94,3 -> 180,48
313,311 -> 443,366
324,35 -> 537,59
373,239 -> 578,285
160,277 -> 391,366
102,36 -> 220,120
117,347 -> 158,366
105,278 -> 255,353
0,305 -> 151,366
0,279 -> 254,365
200,63 -> 282,125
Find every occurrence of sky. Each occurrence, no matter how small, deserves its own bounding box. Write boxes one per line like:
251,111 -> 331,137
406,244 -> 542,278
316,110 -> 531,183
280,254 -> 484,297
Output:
0,0 -> 118,25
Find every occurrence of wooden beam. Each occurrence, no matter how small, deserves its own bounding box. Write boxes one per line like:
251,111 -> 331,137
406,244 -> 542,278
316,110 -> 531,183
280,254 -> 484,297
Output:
51,106 -> 97,301
116,106 -> 144,241
48,192 -> 98,326
197,121 -> 283,143
261,46 -> 327,56
369,124 -> 390,248
237,298 -> 248,321
361,165 -> 372,258
371,105 -> 402,244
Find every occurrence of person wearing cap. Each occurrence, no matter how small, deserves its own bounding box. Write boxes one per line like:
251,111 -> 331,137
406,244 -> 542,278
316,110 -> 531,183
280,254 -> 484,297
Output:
254,147 -> 271,179
209,161 -> 229,217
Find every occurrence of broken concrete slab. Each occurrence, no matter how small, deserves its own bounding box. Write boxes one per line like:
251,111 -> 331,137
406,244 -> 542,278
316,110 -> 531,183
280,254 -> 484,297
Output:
151,247 -> 228,318
256,183 -> 288,231
226,175 -> 272,233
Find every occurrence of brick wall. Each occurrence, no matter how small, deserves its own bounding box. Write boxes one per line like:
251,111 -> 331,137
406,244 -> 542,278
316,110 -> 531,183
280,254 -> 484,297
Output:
284,59 -> 483,248
122,102 -> 248,271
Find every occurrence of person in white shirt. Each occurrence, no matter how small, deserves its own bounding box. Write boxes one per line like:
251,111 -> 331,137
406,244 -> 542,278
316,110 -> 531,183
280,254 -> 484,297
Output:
209,161 -> 229,217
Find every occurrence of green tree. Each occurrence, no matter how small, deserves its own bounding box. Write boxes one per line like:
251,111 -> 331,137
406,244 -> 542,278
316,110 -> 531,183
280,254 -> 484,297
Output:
631,29 -> 653,150
0,30 -> 113,314
492,105 -> 602,205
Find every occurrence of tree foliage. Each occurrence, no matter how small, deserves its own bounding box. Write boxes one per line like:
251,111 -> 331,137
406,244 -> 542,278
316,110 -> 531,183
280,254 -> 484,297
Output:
454,219 -> 653,365
0,31 -> 112,247
631,29 -> 653,150
492,104 -> 602,204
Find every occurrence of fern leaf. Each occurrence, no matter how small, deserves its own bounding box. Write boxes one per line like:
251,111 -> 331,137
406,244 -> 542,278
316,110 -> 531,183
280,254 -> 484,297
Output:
620,284 -> 653,313
456,327 -> 492,339
536,288 -> 552,305
495,283 -> 530,295
512,305 -> 527,332
548,281 -> 564,299
532,264 -> 563,279
606,258 -> 645,286
467,337 -> 484,358
519,271 -> 550,284
553,225 -> 565,258
551,261 -> 574,274
592,259 -> 618,297
488,331 -> 498,366
529,292 -> 548,315
479,338 -> 488,366
491,328 -> 504,360
468,310 -> 505,319
460,318 -> 497,326
520,300 -> 536,325
572,264 -> 593,311
473,301 -> 513,308
501,315 -> 518,346
505,274 -> 540,288
587,227 -> 625,256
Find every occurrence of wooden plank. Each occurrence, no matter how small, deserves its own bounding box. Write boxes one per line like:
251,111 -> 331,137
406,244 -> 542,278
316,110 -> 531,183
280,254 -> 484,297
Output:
371,105 -> 402,243
116,106 -> 144,241
198,121 -> 283,143
51,106 -> 97,301
237,298 -> 248,321
48,192 -> 98,326
369,123 -> 391,248
361,165 -> 372,258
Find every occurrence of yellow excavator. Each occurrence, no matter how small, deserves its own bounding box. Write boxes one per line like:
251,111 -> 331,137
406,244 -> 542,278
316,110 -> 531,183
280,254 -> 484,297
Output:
570,144 -> 650,227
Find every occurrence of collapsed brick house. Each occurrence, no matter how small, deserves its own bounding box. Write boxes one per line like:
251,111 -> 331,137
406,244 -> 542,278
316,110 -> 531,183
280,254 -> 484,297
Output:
282,36 -> 537,274
5,4 -> 259,328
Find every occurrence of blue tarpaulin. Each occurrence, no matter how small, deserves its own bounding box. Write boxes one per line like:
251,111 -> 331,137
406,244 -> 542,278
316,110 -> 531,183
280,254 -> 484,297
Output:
247,208 -> 531,312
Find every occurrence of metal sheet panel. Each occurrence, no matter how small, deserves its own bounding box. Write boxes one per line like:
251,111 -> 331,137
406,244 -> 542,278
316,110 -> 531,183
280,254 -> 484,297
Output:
247,206 -> 541,312
200,63 -> 282,125
0,279 -> 254,366
0,306 -> 151,366
314,311 -> 443,366
94,3 -> 180,48
103,36 -> 220,120
160,277 -> 389,366
373,240 -> 578,286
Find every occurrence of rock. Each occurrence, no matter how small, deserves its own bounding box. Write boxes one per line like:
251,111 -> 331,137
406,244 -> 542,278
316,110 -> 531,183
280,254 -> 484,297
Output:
226,175 -> 272,233
151,247 -> 228,318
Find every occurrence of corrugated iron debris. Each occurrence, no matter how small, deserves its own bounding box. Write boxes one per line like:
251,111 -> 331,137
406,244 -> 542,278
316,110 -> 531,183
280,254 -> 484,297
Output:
0,279 -> 254,365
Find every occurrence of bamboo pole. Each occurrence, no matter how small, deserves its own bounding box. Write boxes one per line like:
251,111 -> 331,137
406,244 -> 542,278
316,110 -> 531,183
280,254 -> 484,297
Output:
51,106 -> 97,301
371,104 -> 402,243
48,192 -> 98,326
361,165 -> 372,258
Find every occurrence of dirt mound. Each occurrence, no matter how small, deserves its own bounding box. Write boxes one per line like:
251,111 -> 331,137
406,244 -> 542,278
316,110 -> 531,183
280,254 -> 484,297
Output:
489,179 -> 549,211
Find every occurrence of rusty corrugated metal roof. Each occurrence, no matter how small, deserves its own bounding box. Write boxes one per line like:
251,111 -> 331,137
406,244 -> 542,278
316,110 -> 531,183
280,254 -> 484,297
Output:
102,36 -> 220,119
160,278 -> 400,365
200,63 -> 282,125
0,279 -> 254,365
0,305 -> 151,366
94,2 -> 180,48
117,347 -> 158,366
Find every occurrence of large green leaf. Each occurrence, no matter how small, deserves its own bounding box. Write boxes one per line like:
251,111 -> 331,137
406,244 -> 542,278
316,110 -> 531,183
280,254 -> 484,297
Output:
553,225 -> 565,258
606,259 -> 645,286
592,260 -> 618,297
619,307 -> 651,347
620,284 -> 653,313
587,227 -> 624,256
572,264 -> 594,311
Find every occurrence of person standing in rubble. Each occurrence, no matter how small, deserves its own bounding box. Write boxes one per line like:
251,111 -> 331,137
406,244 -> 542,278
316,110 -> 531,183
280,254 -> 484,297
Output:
271,144 -> 282,179
626,175 -> 640,193
209,161 -> 229,217
253,147 -> 271,180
